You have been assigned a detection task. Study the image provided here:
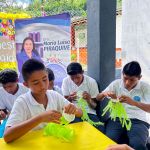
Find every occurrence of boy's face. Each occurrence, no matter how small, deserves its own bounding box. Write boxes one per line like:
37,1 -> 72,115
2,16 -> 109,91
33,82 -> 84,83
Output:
123,74 -> 141,90
3,82 -> 18,95
70,73 -> 83,86
24,70 -> 49,95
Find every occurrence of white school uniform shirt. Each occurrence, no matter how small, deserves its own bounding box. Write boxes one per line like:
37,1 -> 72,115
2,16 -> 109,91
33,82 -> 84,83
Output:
0,83 -> 28,112
62,75 -> 99,114
6,90 -> 70,130
103,79 -> 150,123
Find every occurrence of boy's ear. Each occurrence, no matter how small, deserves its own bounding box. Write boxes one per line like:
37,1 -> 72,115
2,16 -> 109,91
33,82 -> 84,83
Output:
23,82 -> 28,87
138,75 -> 142,80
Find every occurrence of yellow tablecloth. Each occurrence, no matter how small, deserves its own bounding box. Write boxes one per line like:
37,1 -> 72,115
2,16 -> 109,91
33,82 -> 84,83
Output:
0,122 -> 115,150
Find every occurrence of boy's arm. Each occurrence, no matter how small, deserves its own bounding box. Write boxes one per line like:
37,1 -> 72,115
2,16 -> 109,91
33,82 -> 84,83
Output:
134,102 -> 150,113
106,144 -> 134,150
0,109 -> 7,120
56,92 -> 82,117
64,103 -> 82,117
4,110 -> 62,143
96,92 -> 106,101
0,97 -> 7,120
4,115 -> 43,143
82,92 -> 97,108
64,92 -> 77,102
88,98 -> 97,109
96,91 -> 117,101
119,95 -> 150,113
96,80 -> 118,101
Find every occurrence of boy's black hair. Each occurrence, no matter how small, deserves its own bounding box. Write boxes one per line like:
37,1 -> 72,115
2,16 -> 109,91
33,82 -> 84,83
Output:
67,62 -> 83,75
0,69 -> 18,84
47,68 -> 55,81
22,59 -> 46,81
123,61 -> 141,77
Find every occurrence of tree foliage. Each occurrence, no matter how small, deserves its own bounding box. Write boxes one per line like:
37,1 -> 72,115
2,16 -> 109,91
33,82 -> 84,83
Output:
0,0 -> 121,18
27,0 -> 87,17
0,0 -> 27,14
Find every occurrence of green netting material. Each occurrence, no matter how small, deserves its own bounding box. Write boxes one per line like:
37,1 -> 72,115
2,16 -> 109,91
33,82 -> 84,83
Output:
77,97 -> 104,126
102,100 -> 132,130
60,116 -> 70,125
44,122 -> 75,142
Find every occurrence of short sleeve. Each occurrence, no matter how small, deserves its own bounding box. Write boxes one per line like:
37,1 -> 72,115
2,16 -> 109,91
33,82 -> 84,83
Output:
141,83 -> 150,104
0,98 -> 5,110
6,98 -> 29,127
54,91 -> 70,112
89,80 -> 99,98
103,80 -> 118,93
61,78 -> 70,96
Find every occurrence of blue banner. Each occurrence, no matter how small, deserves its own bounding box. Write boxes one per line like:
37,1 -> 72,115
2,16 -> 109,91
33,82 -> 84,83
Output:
15,13 -> 71,87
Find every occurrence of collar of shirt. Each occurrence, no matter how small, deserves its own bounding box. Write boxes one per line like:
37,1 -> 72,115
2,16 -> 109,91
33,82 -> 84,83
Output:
81,75 -> 87,85
28,91 -> 47,106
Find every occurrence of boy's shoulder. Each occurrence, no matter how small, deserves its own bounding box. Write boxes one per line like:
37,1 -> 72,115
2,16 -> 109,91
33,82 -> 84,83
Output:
62,76 -> 70,82
47,90 -> 62,98
140,80 -> 150,85
0,87 -> 8,97
16,91 -> 30,101
83,75 -> 99,86
139,80 -> 150,89
84,75 -> 96,82
17,83 -> 29,94
112,79 -> 122,84
107,79 -> 122,88
0,86 -> 4,92
14,92 -> 30,108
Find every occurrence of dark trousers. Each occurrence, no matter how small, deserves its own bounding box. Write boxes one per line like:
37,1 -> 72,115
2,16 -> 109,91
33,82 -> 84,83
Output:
72,113 -> 105,133
105,118 -> 149,150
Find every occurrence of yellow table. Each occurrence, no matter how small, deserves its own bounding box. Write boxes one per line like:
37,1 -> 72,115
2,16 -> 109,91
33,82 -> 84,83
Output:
0,122 -> 115,150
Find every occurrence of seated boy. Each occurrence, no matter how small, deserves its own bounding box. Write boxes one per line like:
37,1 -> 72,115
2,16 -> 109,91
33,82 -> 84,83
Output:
0,69 -> 28,121
96,61 -> 150,150
47,68 -> 62,95
4,59 -> 82,143
62,62 -> 104,132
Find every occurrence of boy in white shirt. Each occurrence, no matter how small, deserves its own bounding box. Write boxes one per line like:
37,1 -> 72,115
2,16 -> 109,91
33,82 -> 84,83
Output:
4,59 -> 82,143
62,62 -> 104,132
97,61 -> 150,150
0,69 -> 28,121
47,68 -> 62,95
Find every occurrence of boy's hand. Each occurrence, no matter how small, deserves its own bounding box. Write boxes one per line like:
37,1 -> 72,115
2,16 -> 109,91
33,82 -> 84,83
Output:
0,110 -> 7,120
106,144 -> 134,150
64,103 -> 77,115
102,91 -> 117,99
69,92 -> 77,101
119,95 -> 136,106
82,91 -> 91,102
40,110 -> 62,123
